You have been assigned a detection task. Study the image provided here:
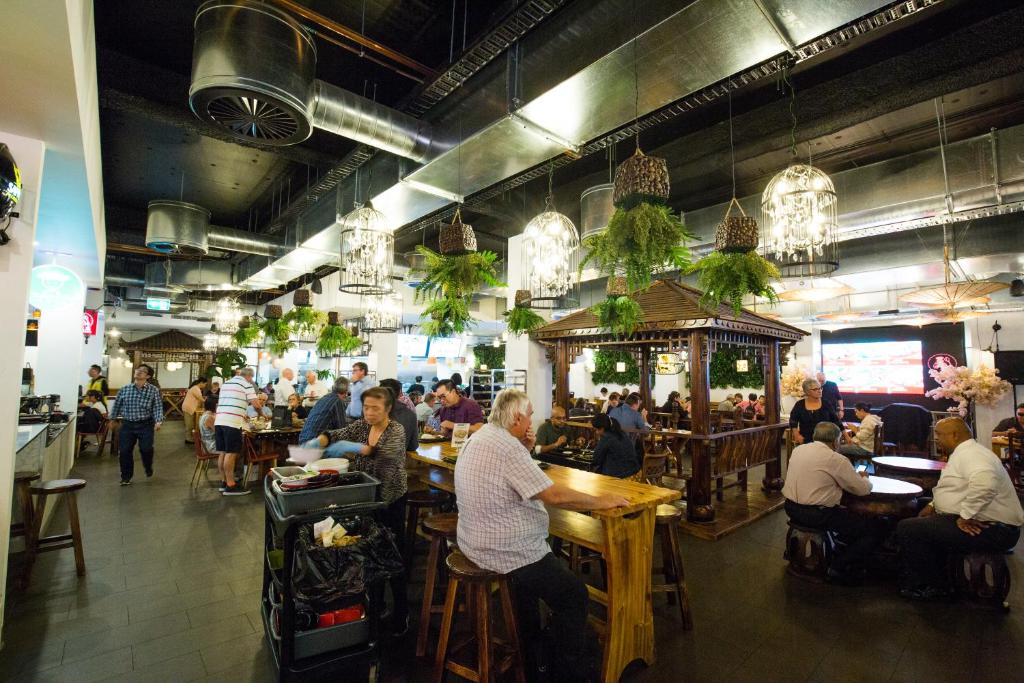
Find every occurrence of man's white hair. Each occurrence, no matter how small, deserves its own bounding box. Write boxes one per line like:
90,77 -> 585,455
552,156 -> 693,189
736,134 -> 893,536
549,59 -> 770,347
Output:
488,388 -> 531,429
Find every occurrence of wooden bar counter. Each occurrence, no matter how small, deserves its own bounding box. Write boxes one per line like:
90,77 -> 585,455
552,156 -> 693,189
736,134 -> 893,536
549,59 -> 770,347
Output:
412,443 -> 681,683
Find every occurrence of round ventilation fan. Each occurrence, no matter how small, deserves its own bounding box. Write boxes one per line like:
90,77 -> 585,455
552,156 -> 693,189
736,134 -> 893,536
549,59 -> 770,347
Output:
197,89 -> 308,144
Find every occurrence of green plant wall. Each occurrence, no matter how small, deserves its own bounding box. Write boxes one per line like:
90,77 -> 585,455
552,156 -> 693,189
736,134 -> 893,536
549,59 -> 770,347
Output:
591,349 -> 640,385
709,346 -> 764,390
473,344 -> 505,370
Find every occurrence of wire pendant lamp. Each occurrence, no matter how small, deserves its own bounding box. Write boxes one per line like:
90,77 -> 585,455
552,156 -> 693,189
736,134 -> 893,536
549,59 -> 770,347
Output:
214,297 -> 241,333
339,200 -> 394,295
361,290 -> 402,333
522,168 -> 580,309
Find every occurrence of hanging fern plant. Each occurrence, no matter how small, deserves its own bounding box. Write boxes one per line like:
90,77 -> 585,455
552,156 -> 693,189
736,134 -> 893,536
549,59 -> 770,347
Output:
260,316 -> 293,356
593,295 -> 644,338
283,306 -> 327,337
504,306 -> 545,336
232,325 -> 262,348
413,246 -> 504,337
688,250 -> 780,317
316,323 -> 362,357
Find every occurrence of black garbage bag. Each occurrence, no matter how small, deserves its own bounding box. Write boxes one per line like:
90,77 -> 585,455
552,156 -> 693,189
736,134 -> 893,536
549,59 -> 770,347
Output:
292,515 -> 404,610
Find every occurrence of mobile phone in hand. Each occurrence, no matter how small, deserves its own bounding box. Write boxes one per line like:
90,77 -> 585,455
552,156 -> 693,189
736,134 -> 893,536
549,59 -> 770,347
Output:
855,464 -> 867,473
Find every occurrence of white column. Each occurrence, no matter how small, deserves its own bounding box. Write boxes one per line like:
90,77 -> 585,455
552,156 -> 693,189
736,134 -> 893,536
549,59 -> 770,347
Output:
506,235 -> 552,430
30,266 -> 88,411
369,332 -> 398,382
0,132 -> 45,635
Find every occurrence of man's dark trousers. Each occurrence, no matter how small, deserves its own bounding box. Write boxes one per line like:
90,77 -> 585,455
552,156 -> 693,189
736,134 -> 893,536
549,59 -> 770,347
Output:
895,513 -> 1020,589
119,419 -> 155,481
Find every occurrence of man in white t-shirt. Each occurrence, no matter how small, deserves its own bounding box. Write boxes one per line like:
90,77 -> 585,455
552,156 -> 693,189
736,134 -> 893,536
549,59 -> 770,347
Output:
302,370 -> 330,407
214,367 -> 259,496
273,368 -> 295,406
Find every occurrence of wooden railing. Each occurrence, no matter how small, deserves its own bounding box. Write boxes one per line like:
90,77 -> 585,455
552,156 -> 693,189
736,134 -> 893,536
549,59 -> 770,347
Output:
689,422 -> 787,478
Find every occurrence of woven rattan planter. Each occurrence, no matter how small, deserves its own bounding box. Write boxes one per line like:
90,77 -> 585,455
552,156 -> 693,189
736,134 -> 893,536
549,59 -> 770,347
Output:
238,316 -> 250,329
439,209 -> 477,255
293,288 -> 312,307
514,289 -> 532,307
613,149 -> 670,209
327,311 -> 340,326
715,198 -> 759,253
606,276 -> 628,297
264,304 -> 283,320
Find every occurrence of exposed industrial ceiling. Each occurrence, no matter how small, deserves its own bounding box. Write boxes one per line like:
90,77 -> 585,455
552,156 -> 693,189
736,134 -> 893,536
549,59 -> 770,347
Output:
95,0 -> 1024,318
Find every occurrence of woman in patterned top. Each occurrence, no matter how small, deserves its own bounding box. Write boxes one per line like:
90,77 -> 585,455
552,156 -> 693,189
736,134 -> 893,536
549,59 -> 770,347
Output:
313,386 -> 410,635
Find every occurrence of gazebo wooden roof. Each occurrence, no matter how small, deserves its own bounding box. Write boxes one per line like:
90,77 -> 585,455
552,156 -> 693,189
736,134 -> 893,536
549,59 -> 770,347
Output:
531,279 -> 806,343
119,330 -> 205,352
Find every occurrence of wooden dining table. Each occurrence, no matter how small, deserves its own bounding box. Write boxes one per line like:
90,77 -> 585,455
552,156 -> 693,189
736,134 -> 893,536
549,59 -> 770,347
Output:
244,425 -> 302,478
871,456 -> 946,491
843,475 -> 923,519
412,443 -> 680,683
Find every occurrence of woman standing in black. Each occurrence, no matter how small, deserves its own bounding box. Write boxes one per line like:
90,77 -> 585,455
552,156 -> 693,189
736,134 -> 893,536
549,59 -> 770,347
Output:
789,378 -> 843,445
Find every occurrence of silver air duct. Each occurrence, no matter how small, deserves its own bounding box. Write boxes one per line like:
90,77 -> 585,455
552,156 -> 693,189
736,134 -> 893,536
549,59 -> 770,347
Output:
207,225 -> 284,257
145,260 -> 236,292
580,184 -> 614,240
145,200 -> 210,256
189,0 -> 433,162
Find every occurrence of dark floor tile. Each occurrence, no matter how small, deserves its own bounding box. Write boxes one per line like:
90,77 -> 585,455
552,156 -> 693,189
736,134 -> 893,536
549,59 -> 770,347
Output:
122,651 -> 208,682
62,610 -> 191,664
33,645 -> 133,683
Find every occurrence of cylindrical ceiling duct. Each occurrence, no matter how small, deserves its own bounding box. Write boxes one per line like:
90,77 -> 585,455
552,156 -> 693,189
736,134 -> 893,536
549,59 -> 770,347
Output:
145,200 -> 210,256
580,184 -> 614,240
188,0 -> 433,161
207,225 -> 284,257
145,260 -> 237,292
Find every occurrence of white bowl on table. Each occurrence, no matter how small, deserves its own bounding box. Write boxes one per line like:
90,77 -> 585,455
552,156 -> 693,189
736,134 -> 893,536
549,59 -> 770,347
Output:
286,445 -> 324,465
311,458 -> 349,473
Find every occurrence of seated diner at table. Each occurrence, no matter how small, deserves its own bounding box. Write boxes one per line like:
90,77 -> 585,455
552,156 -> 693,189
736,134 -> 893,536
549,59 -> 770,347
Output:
428,379 -> 484,436
199,394 -> 218,454
245,392 -> 273,421
77,389 -> 108,438
608,393 -> 650,435
536,405 -> 575,454
415,392 -> 437,426
717,396 -> 735,413
601,391 -> 621,414
590,413 -> 640,479
992,402 -> 1024,434
754,395 -> 766,417
568,397 -> 592,418
453,389 -> 629,681
659,391 -> 688,420
894,417 -> 1024,600
789,378 -> 843,446
783,422 -> 875,583
297,377 -> 350,442
285,393 -> 307,422
306,386 -> 411,634
379,378 -> 419,452
838,402 -> 881,460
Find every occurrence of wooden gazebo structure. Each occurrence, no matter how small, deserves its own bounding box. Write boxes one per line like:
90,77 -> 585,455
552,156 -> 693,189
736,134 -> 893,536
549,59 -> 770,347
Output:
531,279 -> 807,526
118,330 -> 212,385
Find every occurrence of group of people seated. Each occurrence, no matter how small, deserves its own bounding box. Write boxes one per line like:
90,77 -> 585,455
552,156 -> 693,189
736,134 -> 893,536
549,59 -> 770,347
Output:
783,416 -> 1023,597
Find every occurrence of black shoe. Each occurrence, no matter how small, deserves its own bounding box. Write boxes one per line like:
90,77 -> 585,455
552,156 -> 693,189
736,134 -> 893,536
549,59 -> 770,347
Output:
120,480 -> 131,486
900,585 -> 953,601
222,484 -> 250,496
218,481 -> 228,492
145,469 -> 154,478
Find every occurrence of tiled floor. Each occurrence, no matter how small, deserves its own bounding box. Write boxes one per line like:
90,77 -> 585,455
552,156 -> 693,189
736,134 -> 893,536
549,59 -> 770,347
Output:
2,422 -> 1022,682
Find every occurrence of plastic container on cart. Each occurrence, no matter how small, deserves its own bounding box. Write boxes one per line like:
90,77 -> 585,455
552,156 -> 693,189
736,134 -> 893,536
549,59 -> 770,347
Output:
270,471 -> 379,516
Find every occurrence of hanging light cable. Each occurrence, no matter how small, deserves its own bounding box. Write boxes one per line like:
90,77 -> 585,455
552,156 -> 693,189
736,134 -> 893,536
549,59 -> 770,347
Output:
521,163 -> 580,310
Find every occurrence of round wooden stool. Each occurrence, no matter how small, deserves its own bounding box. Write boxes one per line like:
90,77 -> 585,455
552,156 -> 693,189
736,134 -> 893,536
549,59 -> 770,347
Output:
653,505 -> 693,629
416,512 -> 458,657
404,489 -> 450,565
784,522 -> 834,582
11,471 -> 40,546
22,478 -> 87,589
433,551 -> 525,683
950,552 -> 1012,610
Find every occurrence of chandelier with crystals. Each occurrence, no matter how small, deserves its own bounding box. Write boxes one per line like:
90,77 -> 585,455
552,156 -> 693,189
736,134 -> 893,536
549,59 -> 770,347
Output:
521,192 -> 580,309
339,201 -> 394,295
203,330 -> 219,351
761,163 -> 838,278
214,297 -> 241,334
361,290 -> 402,333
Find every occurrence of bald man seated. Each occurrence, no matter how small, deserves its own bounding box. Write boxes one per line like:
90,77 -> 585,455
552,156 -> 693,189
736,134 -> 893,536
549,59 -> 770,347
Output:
535,406 -> 575,454
895,417 -> 1024,600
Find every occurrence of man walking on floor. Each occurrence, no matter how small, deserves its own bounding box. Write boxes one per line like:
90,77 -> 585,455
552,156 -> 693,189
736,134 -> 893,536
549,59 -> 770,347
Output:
215,367 -> 260,496
109,366 -> 163,486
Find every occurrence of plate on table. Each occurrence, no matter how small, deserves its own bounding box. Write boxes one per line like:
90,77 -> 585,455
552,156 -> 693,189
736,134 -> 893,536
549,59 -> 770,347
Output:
419,434 -> 446,442
311,458 -> 350,473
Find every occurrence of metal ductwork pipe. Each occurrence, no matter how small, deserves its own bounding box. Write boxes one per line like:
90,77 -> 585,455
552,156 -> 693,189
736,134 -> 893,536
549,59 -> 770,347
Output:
146,200 -> 210,255
189,0 -> 433,162
105,275 -> 147,287
207,225 -> 285,257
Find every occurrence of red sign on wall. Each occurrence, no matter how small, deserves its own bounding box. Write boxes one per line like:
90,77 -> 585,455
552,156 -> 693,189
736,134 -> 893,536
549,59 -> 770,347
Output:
82,309 -> 98,336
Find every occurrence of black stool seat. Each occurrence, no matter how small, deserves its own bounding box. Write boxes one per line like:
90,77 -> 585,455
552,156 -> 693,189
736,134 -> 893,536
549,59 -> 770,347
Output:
950,552 -> 1012,610
784,521 -> 834,582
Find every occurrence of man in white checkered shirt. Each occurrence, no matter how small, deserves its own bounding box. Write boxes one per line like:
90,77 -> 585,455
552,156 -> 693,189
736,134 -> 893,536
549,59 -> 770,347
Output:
455,388 -> 628,681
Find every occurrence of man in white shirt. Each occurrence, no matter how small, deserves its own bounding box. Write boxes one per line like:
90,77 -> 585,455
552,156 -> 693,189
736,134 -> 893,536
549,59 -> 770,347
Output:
783,421 -> 874,583
273,368 -> 295,406
302,370 -> 330,408
895,417 -> 1023,600
838,402 -> 881,461
455,389 -> 628,681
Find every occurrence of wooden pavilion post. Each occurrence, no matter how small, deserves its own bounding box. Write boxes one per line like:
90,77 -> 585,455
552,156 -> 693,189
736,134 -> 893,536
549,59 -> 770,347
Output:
762,340 -> 784,491
638,345 -> 651,411
554,339 -> 570,410
686,330 -> 714,522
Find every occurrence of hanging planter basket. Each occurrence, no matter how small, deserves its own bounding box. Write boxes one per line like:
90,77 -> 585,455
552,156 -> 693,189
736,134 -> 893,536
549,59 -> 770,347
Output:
606,276 -> 628,297
514,289 -> 532,307
264,304 -> 283,320
238,315 -> 250,330
293,288 -> 312,307
612,148 -> 670,209
439,208 -> 478,255
715,198 -> 759,254
327,311 -> 340,326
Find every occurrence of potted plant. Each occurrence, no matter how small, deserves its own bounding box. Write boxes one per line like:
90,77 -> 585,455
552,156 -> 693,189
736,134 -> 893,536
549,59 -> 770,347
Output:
590,276 -> 644,338
206,350 -> 247,380
260,315 -> 293,356
504,305 -> 545,336
232,324 -> 262,348
283,306 -> 327,338
316,321 -> 362,357
413,242 -> 504,336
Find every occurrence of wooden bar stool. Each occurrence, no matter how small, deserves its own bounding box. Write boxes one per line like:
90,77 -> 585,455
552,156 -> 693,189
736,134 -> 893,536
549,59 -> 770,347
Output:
652,504 -> 693,629
22,478 -> 87,588
416,512 -> 458,657
784,521 -> 834,582
10,471 -> 40,545
950,552 -> 1012,610
433,551 -> 525,683
404,489 -> 450,565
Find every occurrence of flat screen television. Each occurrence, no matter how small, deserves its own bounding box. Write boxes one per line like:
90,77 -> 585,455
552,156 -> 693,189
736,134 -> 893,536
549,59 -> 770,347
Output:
427,337 -> 463,358
397,333 -> 429,358
822,340 -> 925,395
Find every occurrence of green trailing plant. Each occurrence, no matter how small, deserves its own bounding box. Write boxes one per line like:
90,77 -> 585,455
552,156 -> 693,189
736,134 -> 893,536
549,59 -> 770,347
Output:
413,246 -> 505,336
283,306 -> 327,337
316,323 -> 362,357
591,349 -> 640,385
709,346 -> 764,389
206,350 -> 247,380
268,337 -> 296,357
232,325 -> 262,348
593,295 -> 644,338
580,204 -> 696,291
503,306 -> 545,336
687,250 -> 780,317
316,369 -> 333,382
260,317 -> 293,356
473,344 -> 505,370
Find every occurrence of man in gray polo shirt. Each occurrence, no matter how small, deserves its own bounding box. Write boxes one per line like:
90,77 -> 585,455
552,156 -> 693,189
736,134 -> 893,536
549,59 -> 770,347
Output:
454,389 -> 628,681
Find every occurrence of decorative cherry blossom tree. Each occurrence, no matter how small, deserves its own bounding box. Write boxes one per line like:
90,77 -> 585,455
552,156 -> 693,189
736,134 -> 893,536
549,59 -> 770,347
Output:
925,359 -> 1011,417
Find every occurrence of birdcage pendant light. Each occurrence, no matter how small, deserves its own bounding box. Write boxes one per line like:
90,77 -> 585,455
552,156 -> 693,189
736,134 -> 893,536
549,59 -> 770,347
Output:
361,290 -> 402,333
214,297 -> 241,334
761,163 -> 838,278
339,200 -> 394,295
521,169 -> 580,309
